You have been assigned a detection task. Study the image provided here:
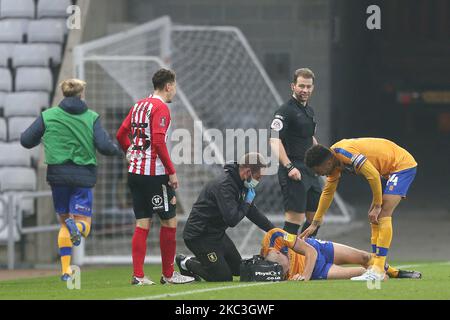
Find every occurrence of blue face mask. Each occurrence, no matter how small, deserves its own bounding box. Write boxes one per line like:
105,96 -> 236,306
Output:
244,175 -> 259,189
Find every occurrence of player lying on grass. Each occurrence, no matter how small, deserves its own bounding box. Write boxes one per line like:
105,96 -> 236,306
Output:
262,228 -> 421,281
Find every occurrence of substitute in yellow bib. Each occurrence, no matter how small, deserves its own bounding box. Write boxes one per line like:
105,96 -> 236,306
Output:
301,138 -> 417,281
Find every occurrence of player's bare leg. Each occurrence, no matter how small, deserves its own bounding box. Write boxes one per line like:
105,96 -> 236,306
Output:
327,265 -> 366,279
136,217 -> 152,230
332,243 -> 372,267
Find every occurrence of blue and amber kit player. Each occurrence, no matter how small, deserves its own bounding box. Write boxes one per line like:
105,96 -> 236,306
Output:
261,228 -> 420,281
20,79 -> 121,280
302,138 -> 421,280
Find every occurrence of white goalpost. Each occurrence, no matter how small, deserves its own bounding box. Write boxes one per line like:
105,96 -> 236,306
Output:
72,16 -> 352,265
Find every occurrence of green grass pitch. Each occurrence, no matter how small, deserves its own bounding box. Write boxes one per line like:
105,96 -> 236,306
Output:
1,262 -> 449,300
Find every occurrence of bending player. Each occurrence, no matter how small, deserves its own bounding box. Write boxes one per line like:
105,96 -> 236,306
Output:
301,138 -> 420,281
262,228 -> 421,281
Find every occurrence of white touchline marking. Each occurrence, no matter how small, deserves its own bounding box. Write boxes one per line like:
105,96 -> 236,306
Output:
394,261 -> 450,269
394,264 -> 423,269
122,281 -> 281,300
121,262 -> 450,300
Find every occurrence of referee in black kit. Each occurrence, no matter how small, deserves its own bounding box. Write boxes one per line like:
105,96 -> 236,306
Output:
270,68 -> 322,236
176,153 -> 275,282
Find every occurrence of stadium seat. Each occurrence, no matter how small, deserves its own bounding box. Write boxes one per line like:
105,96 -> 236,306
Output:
0,142 -> 31,167
0,92 -> 4,116
0,68 -> 12,92
7,116 -> 36,141
12,44 -> 51,68
41,43 -> 63,65
0,20 -> 29,43
27,19 -> 65,43
41,18 -> 69,35
15,67 -> 53,92
0,167 -> 36,192
0,91 -> 5,107
0,0 -> 35,19
0,44 -> 14,67
4,92 -> 49,117
37,0 -> 71,19
0,118 -> 6,141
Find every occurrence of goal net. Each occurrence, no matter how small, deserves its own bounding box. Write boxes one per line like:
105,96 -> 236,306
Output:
72,16 -> 352,264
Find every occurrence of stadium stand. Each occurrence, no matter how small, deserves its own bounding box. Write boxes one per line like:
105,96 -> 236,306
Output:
0,68 -> 12,92
0,92 -> 6,112
3,92 -> 49,117
7,117 -> 36,141
0,118 -> 6,141
0,0 -> 70,225
0,168 -> 37,193
0,142 -> 32,167
37,0 -> 71,19
0,20 -> 29,42
15,67 -> 53,92
12,44 -> 52,67
0,44 -> 13,67
28,19 -> 65,43
0,0 -> 35,19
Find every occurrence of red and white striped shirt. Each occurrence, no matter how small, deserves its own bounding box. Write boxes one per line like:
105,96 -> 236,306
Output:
116,95 -> 175,176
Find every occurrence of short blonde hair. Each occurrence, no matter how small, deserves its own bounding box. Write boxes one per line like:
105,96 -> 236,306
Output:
60,79 -> 86,97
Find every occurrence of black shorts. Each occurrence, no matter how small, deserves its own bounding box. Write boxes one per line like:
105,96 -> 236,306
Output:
127,173 -> 176,220
278,160 -> 322,213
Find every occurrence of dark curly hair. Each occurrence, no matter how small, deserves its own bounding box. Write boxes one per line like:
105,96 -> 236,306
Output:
305,145 -> 333,168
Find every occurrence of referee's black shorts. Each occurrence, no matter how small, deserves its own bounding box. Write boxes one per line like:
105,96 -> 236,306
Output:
127,173 -> 176,220
278,160 -> 322,214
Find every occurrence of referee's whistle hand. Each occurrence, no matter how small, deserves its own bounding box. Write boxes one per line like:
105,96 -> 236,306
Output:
169,173 -> 179,190
288,168 -> 302,181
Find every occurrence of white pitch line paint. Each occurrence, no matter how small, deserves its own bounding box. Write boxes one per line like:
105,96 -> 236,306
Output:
122,262 -> 450,300
123,281 -> 280,300
394,261 -> 450,269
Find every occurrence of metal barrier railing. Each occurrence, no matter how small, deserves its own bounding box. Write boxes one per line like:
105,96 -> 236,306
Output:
1,191 -> 56,270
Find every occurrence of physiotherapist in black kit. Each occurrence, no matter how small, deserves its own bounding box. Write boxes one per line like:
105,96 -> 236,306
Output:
176,153 -> 275,282
270,68 -> 322,236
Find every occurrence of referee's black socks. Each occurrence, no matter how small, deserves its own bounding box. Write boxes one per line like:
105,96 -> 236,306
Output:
283,221 -> 301,235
